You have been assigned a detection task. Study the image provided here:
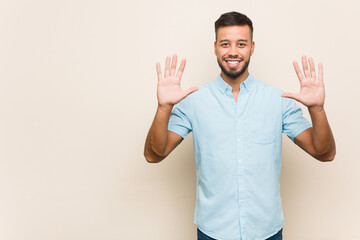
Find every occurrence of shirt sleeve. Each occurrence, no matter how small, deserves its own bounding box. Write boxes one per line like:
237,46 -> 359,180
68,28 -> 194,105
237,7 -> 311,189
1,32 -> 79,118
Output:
168,98 -> 192,139
282,97 -> 312,142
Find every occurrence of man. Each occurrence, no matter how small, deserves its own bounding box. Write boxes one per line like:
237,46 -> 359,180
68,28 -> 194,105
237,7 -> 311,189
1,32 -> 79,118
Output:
144,11 -> 336,240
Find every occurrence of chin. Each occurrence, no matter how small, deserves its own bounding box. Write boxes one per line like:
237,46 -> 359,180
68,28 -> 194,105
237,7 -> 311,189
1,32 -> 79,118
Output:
222,67 -> 245,79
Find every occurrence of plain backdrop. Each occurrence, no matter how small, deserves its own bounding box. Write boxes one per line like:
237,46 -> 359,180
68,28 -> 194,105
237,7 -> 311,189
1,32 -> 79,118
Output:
1,0 -> 359,239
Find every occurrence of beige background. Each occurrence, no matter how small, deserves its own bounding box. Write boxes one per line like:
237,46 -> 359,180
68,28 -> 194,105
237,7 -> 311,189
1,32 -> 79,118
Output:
0,0 -> 359,239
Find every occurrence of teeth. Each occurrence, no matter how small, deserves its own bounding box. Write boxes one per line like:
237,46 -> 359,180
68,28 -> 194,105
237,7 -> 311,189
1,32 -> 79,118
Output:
228,61 -> 238,64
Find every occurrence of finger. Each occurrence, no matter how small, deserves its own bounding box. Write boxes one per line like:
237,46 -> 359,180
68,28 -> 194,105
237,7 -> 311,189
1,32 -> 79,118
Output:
170,54 -> 177,76
180,87 -> 199,100
165,56 -> 171,77
318,63 -> 324,82
302,55 -> 310,78
293,61 -> 304,81
176,59 -> 186,79
308,57 -> 317,79
156,62 -> 163,81
281,92 -> 300,101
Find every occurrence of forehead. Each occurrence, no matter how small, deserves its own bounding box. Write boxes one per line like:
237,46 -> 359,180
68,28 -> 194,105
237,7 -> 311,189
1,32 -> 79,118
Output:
217,25 -> 251,42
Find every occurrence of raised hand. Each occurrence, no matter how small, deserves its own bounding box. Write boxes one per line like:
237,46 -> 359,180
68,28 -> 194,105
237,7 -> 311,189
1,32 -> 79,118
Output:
156,55 -> 198,109
282,56 -> 325,109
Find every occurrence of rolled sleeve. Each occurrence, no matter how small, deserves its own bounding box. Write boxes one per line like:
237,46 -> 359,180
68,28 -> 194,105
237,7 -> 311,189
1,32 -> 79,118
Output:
168,99 -> 192,139
282,97 -> 312,142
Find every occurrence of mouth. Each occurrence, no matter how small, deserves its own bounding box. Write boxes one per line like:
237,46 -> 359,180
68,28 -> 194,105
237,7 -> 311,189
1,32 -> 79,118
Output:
224,59 -> 242,68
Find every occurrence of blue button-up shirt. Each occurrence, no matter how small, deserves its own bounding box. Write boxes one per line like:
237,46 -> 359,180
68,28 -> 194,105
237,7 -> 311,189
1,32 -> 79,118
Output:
168,74 -> 311,240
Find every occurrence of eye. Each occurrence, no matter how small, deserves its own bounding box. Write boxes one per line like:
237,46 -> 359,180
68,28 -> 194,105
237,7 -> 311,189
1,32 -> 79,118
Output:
238,43 -> 246,47
221,43 -> 229,47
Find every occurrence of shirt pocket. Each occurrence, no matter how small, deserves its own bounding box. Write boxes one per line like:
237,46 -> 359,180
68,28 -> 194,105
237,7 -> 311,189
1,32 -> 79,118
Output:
247,118 -> 278,144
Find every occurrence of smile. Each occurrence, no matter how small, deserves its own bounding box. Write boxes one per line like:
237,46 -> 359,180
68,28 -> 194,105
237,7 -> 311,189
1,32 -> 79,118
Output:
225,59 -> 241,67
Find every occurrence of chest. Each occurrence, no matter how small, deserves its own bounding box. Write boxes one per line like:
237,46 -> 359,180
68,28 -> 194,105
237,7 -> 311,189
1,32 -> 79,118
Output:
190,89 -> 283,142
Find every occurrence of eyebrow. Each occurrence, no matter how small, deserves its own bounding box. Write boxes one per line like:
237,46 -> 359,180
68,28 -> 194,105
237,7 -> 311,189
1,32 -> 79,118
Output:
219,39 -> 248,43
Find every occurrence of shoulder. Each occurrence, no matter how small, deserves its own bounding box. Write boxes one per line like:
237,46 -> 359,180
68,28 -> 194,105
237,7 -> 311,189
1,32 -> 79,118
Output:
249,76 -> 285,105
254,77 -> 301,112
179,78 -> 217,104
253,77 -> 283,96
250,75 -> 298,112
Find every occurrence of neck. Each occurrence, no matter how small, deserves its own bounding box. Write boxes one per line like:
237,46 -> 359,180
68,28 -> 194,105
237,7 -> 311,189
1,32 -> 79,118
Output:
220,70 -> 249,90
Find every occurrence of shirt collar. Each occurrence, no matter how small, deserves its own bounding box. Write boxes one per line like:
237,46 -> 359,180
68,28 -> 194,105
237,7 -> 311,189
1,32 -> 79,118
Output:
215,73 -> 255,94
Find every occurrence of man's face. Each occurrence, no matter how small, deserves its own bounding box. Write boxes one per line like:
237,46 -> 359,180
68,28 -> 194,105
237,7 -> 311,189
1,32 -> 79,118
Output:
214,25 -> 254,79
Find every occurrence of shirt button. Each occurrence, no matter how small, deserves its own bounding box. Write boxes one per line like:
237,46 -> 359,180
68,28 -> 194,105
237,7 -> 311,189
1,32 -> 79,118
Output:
238,159 -> 242,163
236,139 -> 241,142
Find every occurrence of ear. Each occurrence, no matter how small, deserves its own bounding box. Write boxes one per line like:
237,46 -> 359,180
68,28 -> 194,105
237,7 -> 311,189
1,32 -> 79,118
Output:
214,41 -> 217,56
250,41 -> 255,56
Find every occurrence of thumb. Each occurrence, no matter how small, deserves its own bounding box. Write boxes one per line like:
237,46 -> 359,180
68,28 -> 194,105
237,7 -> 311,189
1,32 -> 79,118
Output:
281,92 -> 300,101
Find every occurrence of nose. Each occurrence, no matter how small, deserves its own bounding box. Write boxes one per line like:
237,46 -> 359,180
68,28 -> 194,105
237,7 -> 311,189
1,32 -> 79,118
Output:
227,44 -> 238,58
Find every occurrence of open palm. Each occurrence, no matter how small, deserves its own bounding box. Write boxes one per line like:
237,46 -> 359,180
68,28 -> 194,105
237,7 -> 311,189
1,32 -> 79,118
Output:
156,55 -> 198,108
282,56 -> 325,108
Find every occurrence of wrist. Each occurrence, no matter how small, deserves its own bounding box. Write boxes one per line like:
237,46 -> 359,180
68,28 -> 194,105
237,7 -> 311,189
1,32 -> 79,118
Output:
158,104 -> 174,113
308,105 -> 325,114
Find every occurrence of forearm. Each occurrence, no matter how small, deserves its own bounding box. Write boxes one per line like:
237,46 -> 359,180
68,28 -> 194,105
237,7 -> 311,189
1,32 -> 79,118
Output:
144,105 -> 173,162
308,107 -> 336,158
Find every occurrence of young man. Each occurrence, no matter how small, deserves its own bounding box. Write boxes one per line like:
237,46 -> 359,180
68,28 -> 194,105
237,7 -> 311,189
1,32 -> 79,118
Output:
144,11 -> 336,240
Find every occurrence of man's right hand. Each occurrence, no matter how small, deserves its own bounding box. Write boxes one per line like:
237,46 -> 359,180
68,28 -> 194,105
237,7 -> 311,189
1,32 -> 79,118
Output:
156,55 -> 198,110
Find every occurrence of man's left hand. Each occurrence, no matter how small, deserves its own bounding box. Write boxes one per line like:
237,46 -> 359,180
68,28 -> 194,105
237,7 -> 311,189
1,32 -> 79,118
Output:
282,56 -> 325,109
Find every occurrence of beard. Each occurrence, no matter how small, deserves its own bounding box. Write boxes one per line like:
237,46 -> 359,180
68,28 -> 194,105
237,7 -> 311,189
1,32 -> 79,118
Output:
217,57 -> 251,79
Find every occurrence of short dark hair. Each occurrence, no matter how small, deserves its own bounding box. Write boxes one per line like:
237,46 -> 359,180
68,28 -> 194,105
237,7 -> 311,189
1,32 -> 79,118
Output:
215,11 -> 253,40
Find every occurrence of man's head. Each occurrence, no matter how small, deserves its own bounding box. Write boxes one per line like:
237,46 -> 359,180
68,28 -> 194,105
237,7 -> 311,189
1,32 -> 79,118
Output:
215,11 -> 253,41
214,12 -> 254,80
